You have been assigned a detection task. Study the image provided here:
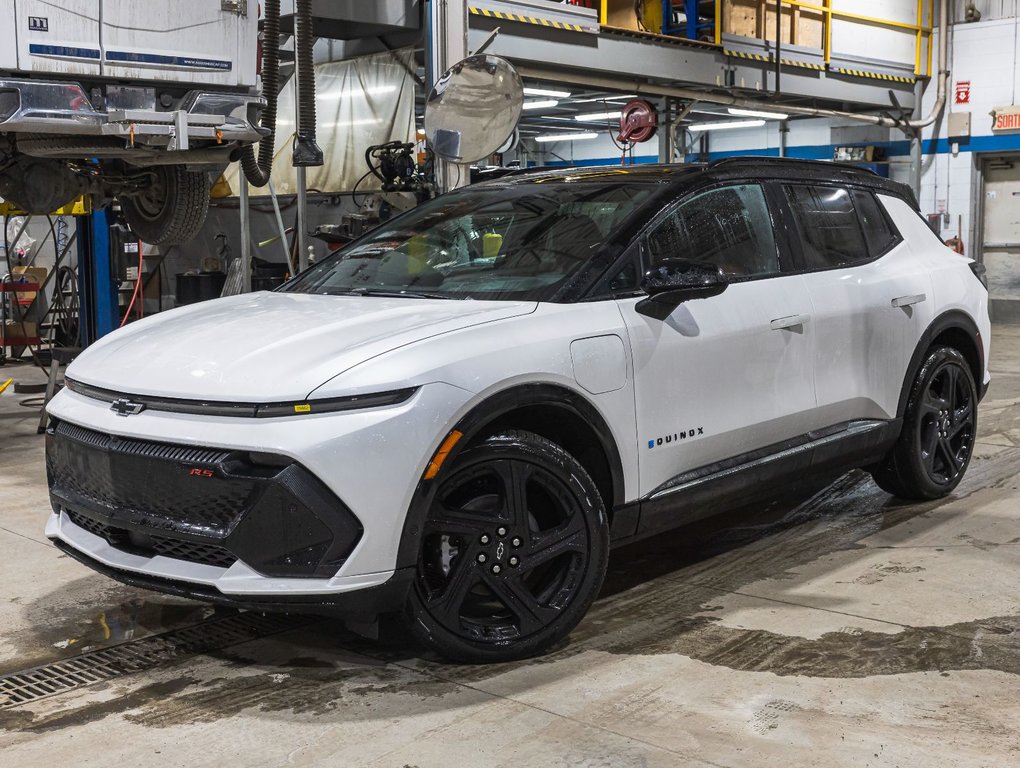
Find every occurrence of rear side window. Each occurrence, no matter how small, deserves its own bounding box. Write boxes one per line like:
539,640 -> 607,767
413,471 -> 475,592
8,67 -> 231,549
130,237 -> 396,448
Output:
784,184 -> 869,270
645,184 -> 780,278
852,189 -> 900,256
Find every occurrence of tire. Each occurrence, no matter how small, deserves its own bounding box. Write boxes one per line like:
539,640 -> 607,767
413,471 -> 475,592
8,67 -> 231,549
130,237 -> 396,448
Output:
871,346 -> 978,500
405,430 -> 609,663
120,166 -> 210,245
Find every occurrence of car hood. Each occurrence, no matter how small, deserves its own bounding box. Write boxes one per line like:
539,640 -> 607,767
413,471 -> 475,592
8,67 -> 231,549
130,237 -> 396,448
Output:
67,291 -> 536,401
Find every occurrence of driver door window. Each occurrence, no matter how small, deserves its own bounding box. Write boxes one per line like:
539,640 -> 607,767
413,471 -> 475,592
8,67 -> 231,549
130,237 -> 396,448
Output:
645,184 -> 780,278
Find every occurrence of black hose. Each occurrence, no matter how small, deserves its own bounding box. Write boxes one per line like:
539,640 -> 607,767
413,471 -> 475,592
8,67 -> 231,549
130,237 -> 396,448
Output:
292,0 -> 323,167
240,0 -> 280,187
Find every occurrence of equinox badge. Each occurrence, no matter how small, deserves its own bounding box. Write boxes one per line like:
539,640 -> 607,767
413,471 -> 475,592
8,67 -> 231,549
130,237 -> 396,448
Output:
110,398 -> 145,417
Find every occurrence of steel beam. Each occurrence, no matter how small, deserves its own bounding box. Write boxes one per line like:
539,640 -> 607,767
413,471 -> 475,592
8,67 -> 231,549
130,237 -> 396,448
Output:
468,20 -> 918,113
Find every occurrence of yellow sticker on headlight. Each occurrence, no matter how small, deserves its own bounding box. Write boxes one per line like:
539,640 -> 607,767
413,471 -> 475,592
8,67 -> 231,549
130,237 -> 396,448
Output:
293,404 -> 312,413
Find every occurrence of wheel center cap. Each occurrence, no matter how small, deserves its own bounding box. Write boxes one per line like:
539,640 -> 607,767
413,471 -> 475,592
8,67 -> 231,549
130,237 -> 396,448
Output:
496,541 -> 505,561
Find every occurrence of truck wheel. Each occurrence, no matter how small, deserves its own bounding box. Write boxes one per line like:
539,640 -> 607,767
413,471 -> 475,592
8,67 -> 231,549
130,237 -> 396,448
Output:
120,166 -> 210,245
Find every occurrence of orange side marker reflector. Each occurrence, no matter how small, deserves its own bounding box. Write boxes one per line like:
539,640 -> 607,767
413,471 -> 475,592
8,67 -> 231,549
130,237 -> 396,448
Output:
424,430 -> 464,480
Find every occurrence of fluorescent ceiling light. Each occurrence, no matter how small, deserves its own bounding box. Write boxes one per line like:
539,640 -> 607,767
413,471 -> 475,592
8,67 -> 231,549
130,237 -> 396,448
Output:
524,87 -> 571,98
574,110 -> 623,122
687,119 -> 765,132
316,84 -> 398,100
727,107 -> 790,120
535,131 -> 599,142
523,99 -> 559,110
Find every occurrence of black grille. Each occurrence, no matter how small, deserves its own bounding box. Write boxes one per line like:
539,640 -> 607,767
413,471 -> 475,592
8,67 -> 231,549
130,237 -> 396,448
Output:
66,509 -> 237,569
48,421 -> 254,534
48,419 -> 364,579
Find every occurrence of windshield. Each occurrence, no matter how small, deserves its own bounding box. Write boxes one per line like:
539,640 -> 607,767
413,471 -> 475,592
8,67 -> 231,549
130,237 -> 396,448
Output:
282,182 -> 658,301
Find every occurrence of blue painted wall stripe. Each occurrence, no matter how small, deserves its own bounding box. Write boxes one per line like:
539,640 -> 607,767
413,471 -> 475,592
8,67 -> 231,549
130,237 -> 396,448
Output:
534,132 -> 1020,169
29,43 -> 100,59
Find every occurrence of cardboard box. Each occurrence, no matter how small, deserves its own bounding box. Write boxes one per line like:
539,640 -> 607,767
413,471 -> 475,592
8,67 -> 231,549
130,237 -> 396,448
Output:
12,266 -> 47,304
1,319 -> 39,345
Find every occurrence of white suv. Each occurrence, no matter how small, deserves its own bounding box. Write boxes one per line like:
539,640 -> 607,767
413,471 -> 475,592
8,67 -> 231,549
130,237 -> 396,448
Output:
44,159 -> 991,662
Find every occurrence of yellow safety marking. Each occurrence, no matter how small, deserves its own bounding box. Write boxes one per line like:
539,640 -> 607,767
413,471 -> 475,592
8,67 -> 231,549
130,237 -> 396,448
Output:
724,49 -> 824,70
723,50 -> 914,82
468,6 -> 587,33
834,67 -> 915,83
0,378 -> 13,395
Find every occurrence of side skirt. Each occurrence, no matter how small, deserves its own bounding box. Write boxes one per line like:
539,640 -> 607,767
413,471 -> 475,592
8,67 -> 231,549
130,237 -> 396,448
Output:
612,419 -> 901,546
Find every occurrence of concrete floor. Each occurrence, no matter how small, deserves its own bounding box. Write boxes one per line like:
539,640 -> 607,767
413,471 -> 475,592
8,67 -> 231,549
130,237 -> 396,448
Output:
1,329 -> 1019,768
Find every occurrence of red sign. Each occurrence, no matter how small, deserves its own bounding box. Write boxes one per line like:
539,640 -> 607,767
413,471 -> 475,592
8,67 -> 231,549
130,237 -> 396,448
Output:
955,81 -> 971,105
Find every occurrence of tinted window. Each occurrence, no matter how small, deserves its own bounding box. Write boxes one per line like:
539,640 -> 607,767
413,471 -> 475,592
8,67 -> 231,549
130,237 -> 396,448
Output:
645,184 -> 779,277
785,185 -> 869,270
591,247 -> 642,296
852,189 -> 900,256
283,183 -> 656,301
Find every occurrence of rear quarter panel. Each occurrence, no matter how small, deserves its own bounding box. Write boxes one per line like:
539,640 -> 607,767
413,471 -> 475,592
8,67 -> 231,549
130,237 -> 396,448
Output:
882,195 -> 991,385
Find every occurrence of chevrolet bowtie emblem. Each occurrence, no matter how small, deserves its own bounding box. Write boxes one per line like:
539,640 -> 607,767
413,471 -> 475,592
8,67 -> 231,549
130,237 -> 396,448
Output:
110,398 -> 146,416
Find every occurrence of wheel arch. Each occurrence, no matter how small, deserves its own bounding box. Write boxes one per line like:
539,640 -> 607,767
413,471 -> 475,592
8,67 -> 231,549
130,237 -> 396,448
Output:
394,383 -> 626,571
897,310 -> 985,419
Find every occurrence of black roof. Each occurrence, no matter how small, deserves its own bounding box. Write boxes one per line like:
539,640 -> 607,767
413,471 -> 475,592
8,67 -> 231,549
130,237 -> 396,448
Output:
474,157 -> 917,209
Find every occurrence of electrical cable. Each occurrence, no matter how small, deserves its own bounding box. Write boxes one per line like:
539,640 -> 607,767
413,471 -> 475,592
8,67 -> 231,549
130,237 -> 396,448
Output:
350,169 -> 376,207
119,240 -> 144,327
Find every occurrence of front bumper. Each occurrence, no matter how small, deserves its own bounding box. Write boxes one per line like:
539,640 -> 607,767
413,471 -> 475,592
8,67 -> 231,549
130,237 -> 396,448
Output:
44,382 -> 474,598
53,539 -> 415,618
0,78 -> 263,144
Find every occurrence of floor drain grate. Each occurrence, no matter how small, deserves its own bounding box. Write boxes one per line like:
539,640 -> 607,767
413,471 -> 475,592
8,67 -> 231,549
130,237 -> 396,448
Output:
0,612 -> 312,709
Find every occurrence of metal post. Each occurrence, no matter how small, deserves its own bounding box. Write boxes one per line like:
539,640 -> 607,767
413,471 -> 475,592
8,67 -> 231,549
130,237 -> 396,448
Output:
76,210 -> 117,346
910,78 -> 924,201
775,0 -> 782,94
426,0 -> 469,192
239,178 -> 252,293
294,38 -> 310,272
658,98 -> 674,163
296,167 -> 309,271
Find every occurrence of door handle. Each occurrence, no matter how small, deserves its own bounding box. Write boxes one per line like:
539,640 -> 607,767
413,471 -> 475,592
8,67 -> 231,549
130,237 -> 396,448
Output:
891,293 -> 926,308
770,314 -> 811,330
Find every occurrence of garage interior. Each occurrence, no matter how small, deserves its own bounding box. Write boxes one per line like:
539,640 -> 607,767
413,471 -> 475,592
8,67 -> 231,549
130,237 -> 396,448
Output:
2,1 -> 1020,766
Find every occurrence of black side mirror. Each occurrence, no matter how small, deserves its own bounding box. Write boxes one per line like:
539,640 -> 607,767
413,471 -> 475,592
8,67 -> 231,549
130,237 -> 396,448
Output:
636,258 -> 728,319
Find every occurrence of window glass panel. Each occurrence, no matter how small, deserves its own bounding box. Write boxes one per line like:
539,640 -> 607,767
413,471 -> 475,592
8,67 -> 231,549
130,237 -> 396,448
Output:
592,247 -> 641,296
283,183 -> 656,301
785,185 -> 869,269
852,189 -> 899,257
645,184 -> 780,277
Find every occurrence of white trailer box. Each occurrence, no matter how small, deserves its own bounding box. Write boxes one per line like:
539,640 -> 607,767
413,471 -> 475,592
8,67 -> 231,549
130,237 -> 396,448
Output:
14,0 -> 102,77
100,0 -> 257,88
1,0 -> 263,243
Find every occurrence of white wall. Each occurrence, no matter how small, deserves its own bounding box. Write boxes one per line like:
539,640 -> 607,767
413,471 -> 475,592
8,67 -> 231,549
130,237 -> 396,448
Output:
919,16 -> 1020,249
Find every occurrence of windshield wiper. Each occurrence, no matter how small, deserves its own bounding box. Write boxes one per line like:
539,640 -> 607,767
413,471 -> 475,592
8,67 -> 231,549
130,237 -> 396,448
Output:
323,287 -> 460,300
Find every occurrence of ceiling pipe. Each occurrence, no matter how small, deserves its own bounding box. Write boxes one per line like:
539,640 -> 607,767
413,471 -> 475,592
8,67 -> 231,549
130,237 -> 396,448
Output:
518,0 -> 949,132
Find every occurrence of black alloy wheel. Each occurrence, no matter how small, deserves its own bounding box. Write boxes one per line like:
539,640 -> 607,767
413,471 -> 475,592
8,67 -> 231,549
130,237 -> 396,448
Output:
872,346 -> 978,500
916,357 -> 976,485
406,430 -> 608,663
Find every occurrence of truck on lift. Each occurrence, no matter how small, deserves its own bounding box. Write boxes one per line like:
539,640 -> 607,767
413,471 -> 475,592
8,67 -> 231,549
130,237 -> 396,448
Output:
0,0 -> 268,244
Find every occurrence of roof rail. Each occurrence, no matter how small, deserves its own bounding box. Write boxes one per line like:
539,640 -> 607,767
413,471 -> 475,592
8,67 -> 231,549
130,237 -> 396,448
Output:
709,156 -> 878,177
